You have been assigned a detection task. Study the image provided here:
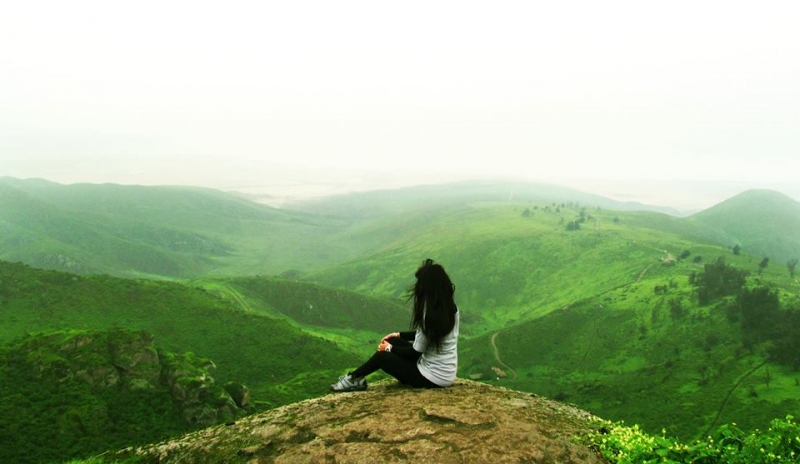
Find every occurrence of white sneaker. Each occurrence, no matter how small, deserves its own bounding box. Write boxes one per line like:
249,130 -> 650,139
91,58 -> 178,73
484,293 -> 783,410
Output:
330,374 -> 367,392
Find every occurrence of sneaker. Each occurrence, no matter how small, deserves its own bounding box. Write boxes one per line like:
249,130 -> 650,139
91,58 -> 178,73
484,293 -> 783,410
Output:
330,374 -> 367,392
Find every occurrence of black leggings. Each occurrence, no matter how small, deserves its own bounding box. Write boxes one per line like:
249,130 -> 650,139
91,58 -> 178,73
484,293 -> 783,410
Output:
350,338 -> 439,389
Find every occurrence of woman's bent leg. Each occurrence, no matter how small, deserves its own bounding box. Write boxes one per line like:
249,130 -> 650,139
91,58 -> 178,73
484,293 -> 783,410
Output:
349,351 -> 384,379
351,351 -> 438,388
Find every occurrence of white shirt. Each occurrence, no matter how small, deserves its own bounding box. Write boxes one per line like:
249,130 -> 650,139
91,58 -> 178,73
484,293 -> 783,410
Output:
413,310 -> 459,387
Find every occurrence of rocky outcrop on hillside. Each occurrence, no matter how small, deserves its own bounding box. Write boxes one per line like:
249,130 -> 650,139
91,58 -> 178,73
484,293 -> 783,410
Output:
0,328 -> 253,464
14,328 -> 250,426
112,379 -> 605,463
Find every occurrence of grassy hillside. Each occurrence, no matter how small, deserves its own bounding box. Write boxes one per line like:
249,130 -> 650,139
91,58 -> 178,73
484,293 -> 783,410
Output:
0,260 -> 359,406
0,177 -> 357,277
4,178 -> 799,456
291,179 -> 683,218
458,251 -> 800,441
306,201 -> 731,337
295,196 -> 800,441
689,189 -> 800,264
196,276 -> 411,352
5,177 -> 678,280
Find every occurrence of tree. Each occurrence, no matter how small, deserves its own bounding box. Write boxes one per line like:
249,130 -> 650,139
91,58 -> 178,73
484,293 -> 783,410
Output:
691,257 -> 748,305
788,258 -> 798,278
758,256 -> 770,274
732,244 -> 741,255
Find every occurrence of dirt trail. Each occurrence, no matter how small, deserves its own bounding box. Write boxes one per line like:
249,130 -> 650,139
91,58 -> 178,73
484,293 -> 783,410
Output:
490,332 -> 518,380
636,264 -> 654,283
222,284 -> 253,312
703,360 -> 768,436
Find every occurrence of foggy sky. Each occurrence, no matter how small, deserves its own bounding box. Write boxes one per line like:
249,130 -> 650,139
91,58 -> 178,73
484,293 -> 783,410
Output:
2,1 -> 799,210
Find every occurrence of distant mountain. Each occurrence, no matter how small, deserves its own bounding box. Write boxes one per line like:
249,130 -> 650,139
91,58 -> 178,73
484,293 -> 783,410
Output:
689,189 -> 800,262
291,179 -> 683,218
4,178 -> 797,284
0,177 -> 354,277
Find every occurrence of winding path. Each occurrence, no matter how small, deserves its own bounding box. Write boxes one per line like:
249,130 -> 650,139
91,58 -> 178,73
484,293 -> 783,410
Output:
490,332 -> 518,380
636,264 -> 654,283
222,284 -> 254,313
703,360 -> 768,437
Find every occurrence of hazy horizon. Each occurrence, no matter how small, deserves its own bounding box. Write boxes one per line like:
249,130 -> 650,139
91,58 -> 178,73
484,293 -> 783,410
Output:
3,1 -> 799,212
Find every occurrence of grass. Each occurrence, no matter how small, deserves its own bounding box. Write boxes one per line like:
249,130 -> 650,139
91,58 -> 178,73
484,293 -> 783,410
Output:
458,256 -> 800,440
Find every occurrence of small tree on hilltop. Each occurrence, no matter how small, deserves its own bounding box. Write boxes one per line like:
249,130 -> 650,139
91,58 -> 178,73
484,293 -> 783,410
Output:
732,244 -> 741,256
758,256 -> 770,274
788,258 -> 798,278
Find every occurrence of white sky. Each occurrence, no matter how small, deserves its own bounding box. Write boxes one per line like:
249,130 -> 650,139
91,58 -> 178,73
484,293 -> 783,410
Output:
2,1 -> 799,210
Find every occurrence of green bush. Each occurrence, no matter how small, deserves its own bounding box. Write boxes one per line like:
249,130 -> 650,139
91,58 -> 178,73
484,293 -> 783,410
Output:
582,415 -> 799,463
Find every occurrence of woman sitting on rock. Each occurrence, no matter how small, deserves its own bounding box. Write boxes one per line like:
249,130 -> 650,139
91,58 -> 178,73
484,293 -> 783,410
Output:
331,258 -> 460,391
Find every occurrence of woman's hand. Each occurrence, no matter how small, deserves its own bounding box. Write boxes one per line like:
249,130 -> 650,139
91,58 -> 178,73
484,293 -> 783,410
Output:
381,332 -> 400,343
377,340 -> 391,352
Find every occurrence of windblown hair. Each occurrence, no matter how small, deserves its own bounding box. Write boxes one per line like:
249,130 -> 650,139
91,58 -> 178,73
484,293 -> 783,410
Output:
407,258 -> 457,352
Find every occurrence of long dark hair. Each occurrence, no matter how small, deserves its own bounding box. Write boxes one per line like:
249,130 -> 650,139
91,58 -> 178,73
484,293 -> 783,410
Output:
407,258 -> 457,352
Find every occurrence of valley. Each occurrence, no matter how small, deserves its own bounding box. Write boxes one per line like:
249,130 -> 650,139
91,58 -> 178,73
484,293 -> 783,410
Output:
1,177 -> 799,462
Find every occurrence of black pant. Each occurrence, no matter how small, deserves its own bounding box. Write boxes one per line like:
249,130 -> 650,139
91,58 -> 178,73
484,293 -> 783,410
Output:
350,338 -> 439,389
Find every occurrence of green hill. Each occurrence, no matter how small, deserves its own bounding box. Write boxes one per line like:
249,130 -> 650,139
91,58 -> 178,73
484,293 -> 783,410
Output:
0,260 -> 358,406
1,178 -> 682,281
296,198 -> 800,441
0,260 -> 433,462
292,179 -> 682,218
305,201 -> 731,336
688,189 -> 800,264
3,178 -> 800,458
196,276 -> 411,351
458,257 -> 800,440
0,177 -> 355,278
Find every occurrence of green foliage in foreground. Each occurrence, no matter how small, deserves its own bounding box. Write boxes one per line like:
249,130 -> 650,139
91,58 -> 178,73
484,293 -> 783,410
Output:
583,415 -> 799,463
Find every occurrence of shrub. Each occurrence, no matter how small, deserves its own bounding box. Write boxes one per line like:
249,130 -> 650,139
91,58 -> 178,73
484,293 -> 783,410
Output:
582,415 -> 800,463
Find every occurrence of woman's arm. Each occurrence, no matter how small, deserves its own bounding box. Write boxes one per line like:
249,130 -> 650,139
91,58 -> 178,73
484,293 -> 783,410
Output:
377,336 -> 422,361
388,344 -> 422,361
381,331 -> 416,342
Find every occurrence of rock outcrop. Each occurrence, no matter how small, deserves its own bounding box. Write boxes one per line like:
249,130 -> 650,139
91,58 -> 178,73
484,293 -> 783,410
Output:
14,329 -> 250,427
113,379 -> 605,463
0,328 -> 253,464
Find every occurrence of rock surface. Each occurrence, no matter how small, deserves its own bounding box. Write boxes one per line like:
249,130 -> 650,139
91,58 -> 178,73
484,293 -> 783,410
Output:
114,379 -> 606,463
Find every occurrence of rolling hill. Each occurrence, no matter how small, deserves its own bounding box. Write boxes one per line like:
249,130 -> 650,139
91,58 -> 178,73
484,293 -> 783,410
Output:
0,177 -> 356,277
0,177 -> 688,280
3,177 -> 800,459
689,189 -> 800,263
0,259 -> 427,462
291,179 -> 683,218
0,260 -> 361,406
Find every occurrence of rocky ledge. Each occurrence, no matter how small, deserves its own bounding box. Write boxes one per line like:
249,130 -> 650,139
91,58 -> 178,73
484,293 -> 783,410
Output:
111,379 -> 606,463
